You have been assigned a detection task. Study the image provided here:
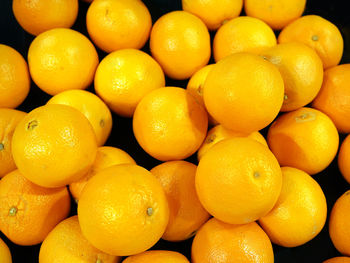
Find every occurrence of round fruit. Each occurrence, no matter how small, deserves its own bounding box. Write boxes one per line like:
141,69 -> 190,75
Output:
324,257 -> 350,263
12,104 -> 98,188
0,237 -> 11,263
123,250 -> 189,263
338,135 -> 350,184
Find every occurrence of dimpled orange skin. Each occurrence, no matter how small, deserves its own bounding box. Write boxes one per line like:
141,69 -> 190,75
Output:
39,216 -> 120,263
12,0 -> 78,36
262,42 -> 323,112
133,87 -> 208,161
69,146 -> 136,201
0,170 -> 70,246
150,161 -> 210,241
28,28 -> 99,96
47,89 -> 113,146
259,167 -> 327,247
278,15 -> 344,69
267,107 -> 339,175
312,64 -> 350,133
0,109 -> 26,178
213,16 -> 277,62
203,52 -> 284,134
324,257 -> 350,263
196,137 -> 282,224
0,237 -> 12,263
94,49 -> 165,117
11,104 -> 98,188
123,250 -> 189,263
191,218 -> 274,263
0,44 -> 30,109
338,135 -> 350,184
244,0 -> 306,30
86,0 -> 152,53
329,190 -> 350,256
150,11 -> 211,80
182,0 -> 243,30
78,164 -> 169,256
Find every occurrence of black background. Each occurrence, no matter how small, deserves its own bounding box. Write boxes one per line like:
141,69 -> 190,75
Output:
1,0 -> 350,262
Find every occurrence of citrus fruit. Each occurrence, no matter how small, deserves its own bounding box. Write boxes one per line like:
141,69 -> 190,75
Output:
278,15 -> 344,69
86,0 -> 152,53
78,164 -> 169,256
0,109 -> 26,178
324,257 -> 350,263
150,161 -> 210,241
203,52 -> 284,133
123,250 -> 189,263
12,0 -> 78,36
28,28 -> 99,96
133,87 -> 208,161
94,49 -> 165,117
47,89 -> 113,146
0,169 -> 70,246
213,16 -> 276,62
0,237 -> 11,263
12,104 -> 98,188
0,44 -> 30,108
338,135 -> 350,184
267,107 -> 339,175
191,218 -> 274,263
196,137 -> 282,224
39,216 -> 120,263
150,11 -> 211,80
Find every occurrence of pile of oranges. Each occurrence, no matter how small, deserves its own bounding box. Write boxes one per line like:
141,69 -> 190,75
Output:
1,0 -> 350,262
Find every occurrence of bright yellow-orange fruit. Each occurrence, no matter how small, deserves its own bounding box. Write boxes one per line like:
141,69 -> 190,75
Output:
196,137 -> 282,224
150,11 -> 211,80
192,218 -> 274,263
123,250 -> 189,263
12,0 -> 78,36
267,107 -> 339,175
182,0 -> 243,30
28,28 -> 99,96
11,104 -> 98,188
86,0 -> 152,53
133,87 -> 208,161
213,16 -> 276,62
0,237 -> 12,263
338,135 -> 350,184
94,49 -> 165,117
150,161 -> 210,241
78,164 -> 169,256
0,44 -> 30,108
278,15 -> 343,69
203,52 -> 284,133
259,167 -> 327,247
0,170 -> 70,246
39,216 -> 120,263
47,89 -> 113,146
324,257 -> 350,263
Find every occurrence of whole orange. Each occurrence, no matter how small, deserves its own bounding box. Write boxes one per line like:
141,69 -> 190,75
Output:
338,135 -> 350,184
0,237 -> 11,263
324,257 -> 350,263
123,250 -> 189,263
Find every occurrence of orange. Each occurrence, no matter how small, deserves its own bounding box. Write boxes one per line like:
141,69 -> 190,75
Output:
94,49 -> 165,117
197,124 -> 267,161
259,167 -> 327,247
196,137 -> 282,224
278,15 -> 344,69
78,164 -> 169,256
0,237 -> 12,263
182,0 -> 243,30
0,109 -> 26,178
47,89 -> 113,146
28,28 -> 99,96
324,257 -> 350,263
150,11 -> 211,80
0,44 -> 30,108
123,250 -> 189,263
133,87 -> 208,161
213,16 -> 276,62
191,218 -> 274,263
312,64 -> 350,133
150,161 -> 210,241
69,146 -> 136,201
0,169 -> 70,246
262,42 -> 323,112
12,0 -> 78,36
267,107 -> 339,175
203,52 -> 284,133
86,0 -> 152,53
338,135 -> 350,184
12,104 -> 98,188
244,0 -> 306,30
329,190 -> 350,256
39,216 -> 120,263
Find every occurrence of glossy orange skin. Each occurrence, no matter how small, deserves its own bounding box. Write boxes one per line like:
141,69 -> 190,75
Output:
324,257 -> 350,263
0,237 -> 12,263
338,135 -> 350,184
123,250 -> 189,263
